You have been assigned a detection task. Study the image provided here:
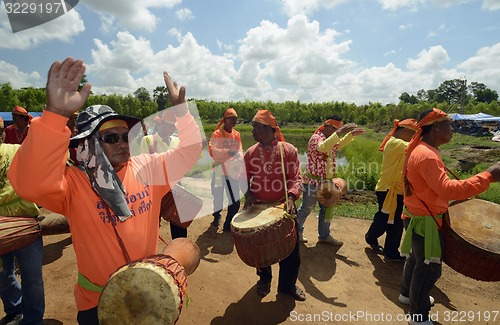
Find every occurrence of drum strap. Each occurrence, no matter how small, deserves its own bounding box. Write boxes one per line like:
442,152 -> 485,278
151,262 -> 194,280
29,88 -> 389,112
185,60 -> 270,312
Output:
104,206 -> 132,264
279,142 -> 289,211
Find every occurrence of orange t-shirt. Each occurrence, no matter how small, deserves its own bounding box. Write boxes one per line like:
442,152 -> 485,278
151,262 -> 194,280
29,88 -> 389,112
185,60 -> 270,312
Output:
9,110 -> 201,310
403,141 -> 493,222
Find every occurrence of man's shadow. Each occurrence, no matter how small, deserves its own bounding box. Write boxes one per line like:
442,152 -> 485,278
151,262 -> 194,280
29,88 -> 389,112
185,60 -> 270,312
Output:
43,236 -> 72,266
364,248 -> 453,313
195,221 -> 234,263
211,284 -> 296,325
298,243 -> 358,307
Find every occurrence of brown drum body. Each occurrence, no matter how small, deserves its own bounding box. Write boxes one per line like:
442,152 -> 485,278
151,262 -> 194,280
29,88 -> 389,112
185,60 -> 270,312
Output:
230,204 -> 297,268
442,199 -> 500,282
160,184 -> 203,228
0,216 -> 40,256
98,254 -> 188,325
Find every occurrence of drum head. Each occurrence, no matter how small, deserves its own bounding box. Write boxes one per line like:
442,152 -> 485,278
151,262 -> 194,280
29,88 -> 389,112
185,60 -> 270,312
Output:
231,204 -> 285,232
447,199 -> 500,254
98,262 -> 180,325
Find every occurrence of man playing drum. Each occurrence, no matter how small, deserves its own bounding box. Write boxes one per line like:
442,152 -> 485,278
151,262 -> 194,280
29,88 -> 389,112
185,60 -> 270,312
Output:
242,109 -> 306,301
365,118 -> 417,261
0,117 -> 45,325
8,58 -> 202,324
399,108 -> 500,325
296,116 -> 364,246
208,108 -> 242,231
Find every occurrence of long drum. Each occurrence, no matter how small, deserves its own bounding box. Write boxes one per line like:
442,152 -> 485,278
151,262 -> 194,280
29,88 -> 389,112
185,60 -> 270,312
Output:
442,199 -> 500,282
98,254 -> 188,325
0,216 -> 40,256
230,204 -> 297,268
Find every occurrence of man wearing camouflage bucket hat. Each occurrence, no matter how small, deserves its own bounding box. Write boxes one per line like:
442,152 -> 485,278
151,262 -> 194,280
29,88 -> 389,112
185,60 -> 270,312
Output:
9,57 -> 202,324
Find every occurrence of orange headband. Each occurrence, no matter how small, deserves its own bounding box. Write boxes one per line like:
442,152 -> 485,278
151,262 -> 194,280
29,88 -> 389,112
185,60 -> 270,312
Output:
315,119 -> 343,135
252,109 -> 285,141
378,118 -> 417,151
403,108 -> 450,175
12,105 -> 33,122
99,119 -> 129,132
215,108 -> 238,130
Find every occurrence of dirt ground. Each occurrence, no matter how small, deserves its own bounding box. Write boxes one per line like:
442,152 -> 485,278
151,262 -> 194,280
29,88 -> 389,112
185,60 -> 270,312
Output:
2,208 -> 499,325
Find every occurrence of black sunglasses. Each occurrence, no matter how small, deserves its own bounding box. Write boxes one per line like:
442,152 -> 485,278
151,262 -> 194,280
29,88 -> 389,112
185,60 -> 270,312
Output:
99,132 -> 129,144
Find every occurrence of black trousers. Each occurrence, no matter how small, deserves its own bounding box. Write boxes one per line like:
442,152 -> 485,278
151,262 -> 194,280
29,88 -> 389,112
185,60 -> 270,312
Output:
77,307 -> 98,325
365,191 -> 404,258
170,222 -> 188,239
256,219 -> 301,292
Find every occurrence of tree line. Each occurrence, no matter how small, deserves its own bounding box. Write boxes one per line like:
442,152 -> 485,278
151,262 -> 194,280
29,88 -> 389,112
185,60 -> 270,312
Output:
1,78 -> 498,127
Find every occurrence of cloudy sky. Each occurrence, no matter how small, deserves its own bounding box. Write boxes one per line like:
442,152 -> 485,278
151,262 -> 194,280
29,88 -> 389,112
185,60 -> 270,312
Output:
0,0 -> 499,106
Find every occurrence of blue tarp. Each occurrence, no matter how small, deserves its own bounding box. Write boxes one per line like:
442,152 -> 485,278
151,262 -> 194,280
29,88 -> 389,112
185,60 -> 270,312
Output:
449,113 -> 500,122
0,111 -> 43,123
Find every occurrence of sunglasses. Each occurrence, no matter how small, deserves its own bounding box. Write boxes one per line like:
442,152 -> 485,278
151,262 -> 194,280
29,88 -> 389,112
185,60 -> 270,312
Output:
99,132 -> 129,144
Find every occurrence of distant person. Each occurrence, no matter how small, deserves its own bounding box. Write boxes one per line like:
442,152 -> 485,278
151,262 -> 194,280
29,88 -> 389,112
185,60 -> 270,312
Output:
398,108 -> 500,325
8,57 -> 202,324
4,106 -> 32,144
208,108 -> 242,231
0,116 -> 45,325
140,110 -> 188,240
296,116 -> 364,246
242,109 -> 306,301
365,119 -> 416,261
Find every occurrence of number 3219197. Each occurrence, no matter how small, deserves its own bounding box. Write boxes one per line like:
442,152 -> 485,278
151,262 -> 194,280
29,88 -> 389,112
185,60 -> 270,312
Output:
5,2 -> 64,14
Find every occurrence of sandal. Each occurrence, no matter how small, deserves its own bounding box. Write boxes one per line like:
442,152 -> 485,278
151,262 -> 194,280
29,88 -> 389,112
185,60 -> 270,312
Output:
279,286 -> 307,301
256,280 -> 271,297
369,244 -> 384,254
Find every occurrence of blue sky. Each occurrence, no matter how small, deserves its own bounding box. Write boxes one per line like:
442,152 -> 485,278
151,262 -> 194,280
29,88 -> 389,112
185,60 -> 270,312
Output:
0,0 -> 499,106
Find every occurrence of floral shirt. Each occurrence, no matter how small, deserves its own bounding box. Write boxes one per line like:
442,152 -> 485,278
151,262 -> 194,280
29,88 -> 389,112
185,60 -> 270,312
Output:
303,131 -> 354,186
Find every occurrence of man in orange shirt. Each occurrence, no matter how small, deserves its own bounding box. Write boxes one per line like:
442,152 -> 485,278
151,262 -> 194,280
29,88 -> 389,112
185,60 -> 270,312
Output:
243,109 -> 306,301
399,108 -> 500,325
208,108 -> 243,231
9,58 -> 202,325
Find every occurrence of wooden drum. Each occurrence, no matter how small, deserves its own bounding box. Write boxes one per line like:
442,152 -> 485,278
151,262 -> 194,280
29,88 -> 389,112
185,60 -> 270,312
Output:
0,216 -> 40,256
230,204 -> 297,268
442,199 -> 500,282
160,184 -> 203,228
98,254 -> 188,325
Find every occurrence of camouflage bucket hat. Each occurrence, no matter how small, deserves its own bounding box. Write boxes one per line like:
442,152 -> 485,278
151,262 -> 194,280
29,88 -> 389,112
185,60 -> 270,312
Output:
69,105 -> 141,148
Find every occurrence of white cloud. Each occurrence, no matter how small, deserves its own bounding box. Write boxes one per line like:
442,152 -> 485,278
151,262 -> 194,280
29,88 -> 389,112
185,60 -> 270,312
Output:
81,0 -> 182,31
406,45 -> 450,71
0,9 -> 84,50
281,0 -> 348,16
482,0 -> 500,10
0,60 -> 42,88
458,43 -> 500,89
175,8 -> 194,21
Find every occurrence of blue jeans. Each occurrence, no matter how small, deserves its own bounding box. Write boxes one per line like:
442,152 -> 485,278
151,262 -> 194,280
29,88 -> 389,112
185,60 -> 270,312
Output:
211,172 -> 240,228
296,183 -> 330,240
0,236 -> 45,325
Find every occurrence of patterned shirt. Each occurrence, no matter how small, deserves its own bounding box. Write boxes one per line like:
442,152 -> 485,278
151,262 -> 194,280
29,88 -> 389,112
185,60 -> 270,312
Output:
303,131 -> 354,186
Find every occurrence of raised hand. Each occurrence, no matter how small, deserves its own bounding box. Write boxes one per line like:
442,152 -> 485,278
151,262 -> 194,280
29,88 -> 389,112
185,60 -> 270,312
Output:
351,128 -> 366,136
337,123 -> 358,137
46,57 -> 91,117
163,71 -> 187,116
